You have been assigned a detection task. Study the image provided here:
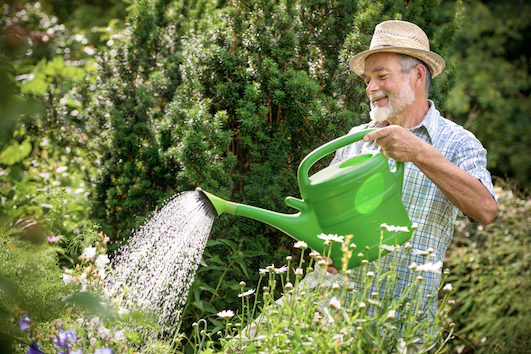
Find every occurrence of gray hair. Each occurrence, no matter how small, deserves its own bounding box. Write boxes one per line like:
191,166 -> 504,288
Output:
399,54 -> 432,97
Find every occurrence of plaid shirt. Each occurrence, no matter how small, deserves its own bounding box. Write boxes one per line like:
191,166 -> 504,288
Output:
300,100 -> 496,325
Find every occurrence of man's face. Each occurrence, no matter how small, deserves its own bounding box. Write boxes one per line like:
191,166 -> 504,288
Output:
362,53 -> 416,123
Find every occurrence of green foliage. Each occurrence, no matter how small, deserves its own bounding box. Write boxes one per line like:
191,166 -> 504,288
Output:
445,183 -> 531,353
446,0 -> 531,192
0,223 -> 66,329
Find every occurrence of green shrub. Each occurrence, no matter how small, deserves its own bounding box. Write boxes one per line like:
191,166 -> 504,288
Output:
445,182 -> 531,353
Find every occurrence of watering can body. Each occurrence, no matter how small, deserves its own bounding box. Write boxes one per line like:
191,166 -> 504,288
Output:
199,128 -> 413,269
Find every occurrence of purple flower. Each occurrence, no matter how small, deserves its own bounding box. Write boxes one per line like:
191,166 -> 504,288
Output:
58,350 -> 83,354
54,329 -> 77,348
27,342 -> 43,354
19,314 -> 31,331
94,347 -> 113,354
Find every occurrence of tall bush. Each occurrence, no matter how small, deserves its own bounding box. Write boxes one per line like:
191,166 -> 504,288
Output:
445,182 -> 531,353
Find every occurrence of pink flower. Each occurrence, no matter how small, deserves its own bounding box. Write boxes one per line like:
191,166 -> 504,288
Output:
46,236 -> 62,243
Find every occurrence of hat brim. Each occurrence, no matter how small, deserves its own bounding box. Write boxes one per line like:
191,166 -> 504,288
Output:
349,46 -> 446,78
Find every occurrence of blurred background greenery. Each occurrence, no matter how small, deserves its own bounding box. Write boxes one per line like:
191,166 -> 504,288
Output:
1,0 -> 529,353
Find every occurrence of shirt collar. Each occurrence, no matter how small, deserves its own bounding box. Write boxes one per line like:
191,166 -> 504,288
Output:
408,99 -> 440,145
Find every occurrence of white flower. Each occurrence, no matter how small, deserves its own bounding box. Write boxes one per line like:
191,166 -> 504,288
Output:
275,265 -> 288,274
416,261 -> 443,273
78,273 -> 87,285
62,273 -> 73,285
329,296 -> 341,310
113,329 -> 126,343
63,268 -> 73,274
83,247 -> 97,259
397,338 -> 407,354
366,271 -> 375,277
332,283 -> 340,289
97,325 -> 111,340
90,317 -> 100,328
358,302 -> 367,308
411,222 -> 419,229
89,337 -> 97,346
259,268 -> 268,274
238,289 -> 256,298
293,268 -> 304,276
381,224 -> 409,232
443,283 -> 453,292
350,243 -> 357,249
380,244 -> 395,252
94,254 -> 110,270
412,249 -> 430,256
317,233 -> 345,243
386,310 -> 397,319
217,310 -> 235,318
118,307 -> 130,316
408,262 -> 418,270
285,282 -> 293,289
293,241 -> 308,249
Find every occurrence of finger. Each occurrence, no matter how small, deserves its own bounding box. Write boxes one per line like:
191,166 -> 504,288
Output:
327,265 -> 339,274
363,127 -> 391,142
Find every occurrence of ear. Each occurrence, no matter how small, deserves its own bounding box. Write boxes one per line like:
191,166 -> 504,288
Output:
413,64 -> 426,91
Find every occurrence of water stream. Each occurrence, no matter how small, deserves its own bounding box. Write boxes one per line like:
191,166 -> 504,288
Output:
106,190 -> 216,334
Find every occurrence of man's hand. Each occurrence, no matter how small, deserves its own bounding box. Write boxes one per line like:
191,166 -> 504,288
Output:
363,124 -> 497,225
363,125 -> 425,163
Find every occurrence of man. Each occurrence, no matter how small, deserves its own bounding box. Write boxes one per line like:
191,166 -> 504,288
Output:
241,20 -> 497,349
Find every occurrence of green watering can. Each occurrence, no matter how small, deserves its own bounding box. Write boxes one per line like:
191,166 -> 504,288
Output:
197,128 -> 413,269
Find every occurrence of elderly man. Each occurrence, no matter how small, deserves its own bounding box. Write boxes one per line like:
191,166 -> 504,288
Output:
241,20 -> 497,350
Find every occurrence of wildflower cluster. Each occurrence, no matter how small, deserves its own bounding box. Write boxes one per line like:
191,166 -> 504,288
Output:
200,226 -> 454,353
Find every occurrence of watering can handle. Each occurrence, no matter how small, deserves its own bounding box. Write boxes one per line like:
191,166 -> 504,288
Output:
298,128 -> 404,194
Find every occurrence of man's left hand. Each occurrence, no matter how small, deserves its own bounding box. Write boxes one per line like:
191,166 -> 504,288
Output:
363,125 -> 425,163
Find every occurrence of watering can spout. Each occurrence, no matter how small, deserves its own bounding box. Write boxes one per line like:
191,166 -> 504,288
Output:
195,187 -> 322,248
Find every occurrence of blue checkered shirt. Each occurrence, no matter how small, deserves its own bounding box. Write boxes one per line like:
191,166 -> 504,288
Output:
300,100 -> 496,326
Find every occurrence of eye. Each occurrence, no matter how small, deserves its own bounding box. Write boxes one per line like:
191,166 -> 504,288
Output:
379,74 -> 387,80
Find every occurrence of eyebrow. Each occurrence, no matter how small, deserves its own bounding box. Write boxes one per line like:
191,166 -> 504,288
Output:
360,66 -> 386,80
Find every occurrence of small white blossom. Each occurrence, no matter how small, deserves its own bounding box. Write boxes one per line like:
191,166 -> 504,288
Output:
285,282 -> 293,289
94,254 -> 110,270
89,337 -> 97,346
332,283 -> 340,289
317,233 -> 345,243
358,302 -> 367,308
97,325 -> 111,340
259,268 -> 268,274
78,273 -> 87,285
113,329 -> 126,343
380,244 -> 395,252
411,222 -> 419,229
217,310 -> 235,318
83,247 -> 97,259
412,249 -> 430,256
293,268 -> 304,276
443,283 -> 453,292
62,273 -> 73,285
408,262 -> 418,270
118,307 -> 129,316
238,289 -> 256,298
366,271 -> 375,277
275,265 -> 288,274
329,296 -> 341,310
350,243 -> 357,249
90,317 -> 100,328
386,310 -> 397,319
416,261 -> 443,273
293,241 -> 308,249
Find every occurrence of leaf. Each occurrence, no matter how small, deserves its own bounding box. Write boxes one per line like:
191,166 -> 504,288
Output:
0,138 -> 32,165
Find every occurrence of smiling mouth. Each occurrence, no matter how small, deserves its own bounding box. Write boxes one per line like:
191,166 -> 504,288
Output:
371,95 -> 388,105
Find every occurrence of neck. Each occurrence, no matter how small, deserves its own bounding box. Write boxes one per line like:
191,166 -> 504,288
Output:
387,96 -> 430,128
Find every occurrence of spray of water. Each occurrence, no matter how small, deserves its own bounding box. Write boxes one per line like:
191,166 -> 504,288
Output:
106,190 -> 216,334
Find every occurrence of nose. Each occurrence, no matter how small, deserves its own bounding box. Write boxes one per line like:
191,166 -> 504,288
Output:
366,78 -> 379,95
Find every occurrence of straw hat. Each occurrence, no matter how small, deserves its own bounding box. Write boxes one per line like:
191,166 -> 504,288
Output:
349,20 -> 446,78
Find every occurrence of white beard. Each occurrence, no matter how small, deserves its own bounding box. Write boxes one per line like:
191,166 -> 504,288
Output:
369,75 -> 416,123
